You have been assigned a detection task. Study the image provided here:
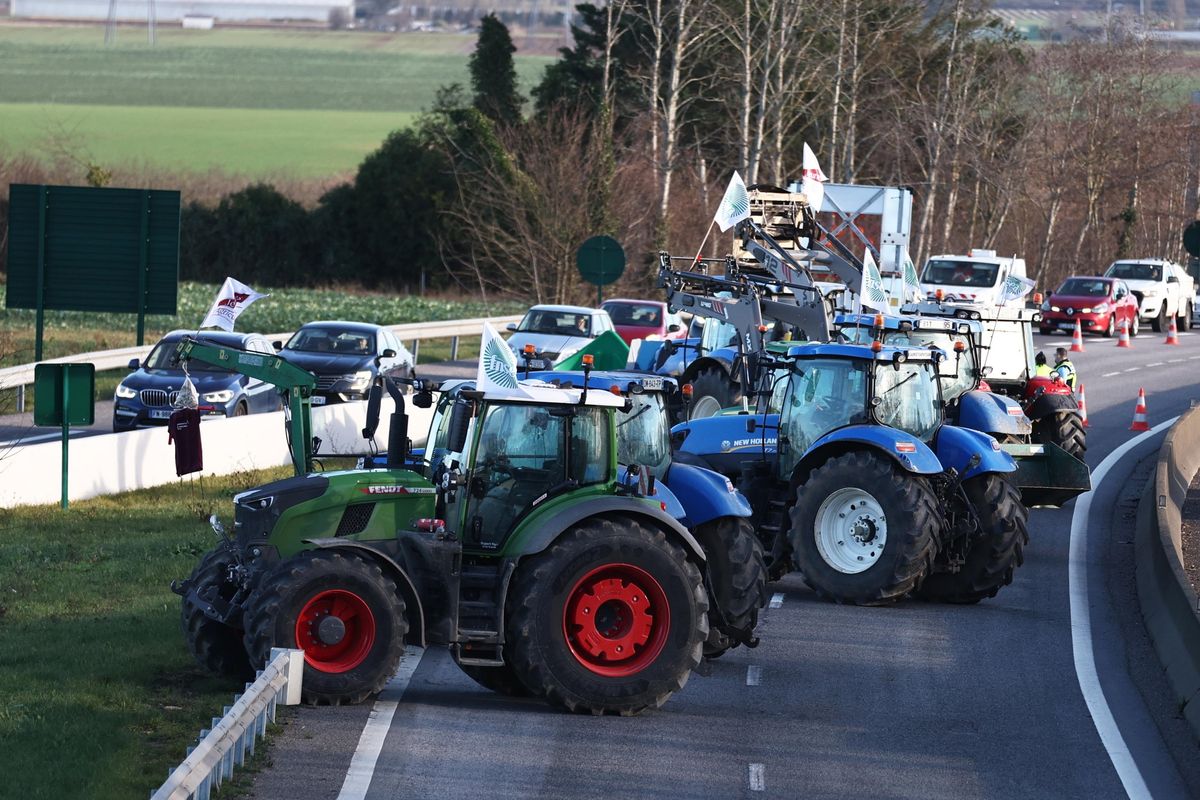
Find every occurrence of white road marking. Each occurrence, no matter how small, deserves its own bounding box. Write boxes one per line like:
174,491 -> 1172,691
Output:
1102,372 -> 1121,378
1190,355 -> 1200,360
748,763 -> 766,792
746,665 -> 762,686
336,646 -> 426,800
1168,359 -> 1186,363
1123,367 -> 1140,373
768,593 -> 784,609
1069,419 -> 1178,800
1145,362 -> 1165,367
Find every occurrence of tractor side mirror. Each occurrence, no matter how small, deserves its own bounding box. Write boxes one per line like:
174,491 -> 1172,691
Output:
413,390 -> 434,409
668,323 -> 682,333
128,358 -> 140,370
447,400 -> 472,453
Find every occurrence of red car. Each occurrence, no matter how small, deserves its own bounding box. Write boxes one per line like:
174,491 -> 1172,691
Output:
1039,276 -> 1139,337
600,299 -> 687,346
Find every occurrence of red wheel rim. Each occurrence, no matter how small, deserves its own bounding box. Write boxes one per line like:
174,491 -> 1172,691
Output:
562,563 -> 670,677
294,589 -> 376,673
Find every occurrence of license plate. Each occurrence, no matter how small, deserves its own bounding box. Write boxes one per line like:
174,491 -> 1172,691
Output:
311,395 -> 326,406
149,409 -> 172,419
1058,322 -> 1076,330
524,359 -> 550,371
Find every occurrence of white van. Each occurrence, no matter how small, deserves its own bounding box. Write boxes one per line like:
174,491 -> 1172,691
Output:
920,249 -> 1028,307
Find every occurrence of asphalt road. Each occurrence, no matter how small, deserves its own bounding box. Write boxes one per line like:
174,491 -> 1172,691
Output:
235,329 -> 1200,800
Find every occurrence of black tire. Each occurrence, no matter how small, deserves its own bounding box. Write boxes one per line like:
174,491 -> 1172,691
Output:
243,550 -> 407,705
1130,315 -> 1140,336
789,451 -> 939,605
1038,327 -> 1054,336
1152,304 -> 1167,332
233,401 -> 248,417
458,663 -> 535,697
916,475 -> 1028,604
1177,304 -> 1190,332
181,547 -> 254,680
1032,411 -> 1086,460
506,517 -> 708,715
691,517 -> 769,659
689,365 -> 740,419
1102,316 -> 1115,338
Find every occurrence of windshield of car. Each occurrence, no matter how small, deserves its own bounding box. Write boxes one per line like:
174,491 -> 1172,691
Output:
517,310 -> 591,337
1056,279 -> 1109,297
873,362 -> 941,441
603,302 -> 663,327
1105,262 -> 1161,282
921,259 -> 1000,288
285,328 -> 375,355
617,394 -> 671,479
144,339 -> 234,373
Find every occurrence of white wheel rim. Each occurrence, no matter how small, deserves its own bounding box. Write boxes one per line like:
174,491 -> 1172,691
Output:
813,487 -> 888,574
691,395 -> 723,419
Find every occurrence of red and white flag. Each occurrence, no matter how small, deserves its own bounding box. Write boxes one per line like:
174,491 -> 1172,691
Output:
801,143 -> 828,213
200,277 -> 268,332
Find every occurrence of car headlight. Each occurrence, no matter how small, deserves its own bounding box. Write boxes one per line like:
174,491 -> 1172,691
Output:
1050,305 -> 1061,312
1092,302 -> 1109,312
115,383 -> 137,399
349,370 -> 373,389
203,390 -> 235,403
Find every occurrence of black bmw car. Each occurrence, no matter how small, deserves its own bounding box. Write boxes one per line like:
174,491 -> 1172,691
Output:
276,321 -> 415,405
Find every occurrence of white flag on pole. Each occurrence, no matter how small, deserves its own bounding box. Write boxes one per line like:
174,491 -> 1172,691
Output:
901,249 -> 924,303
801,143 -> 829,214
997,274 -> 1036,305
713,171 -> 751,232
477,322 -> 529,399
199,277 -> 268,332
861,249 -> 889,312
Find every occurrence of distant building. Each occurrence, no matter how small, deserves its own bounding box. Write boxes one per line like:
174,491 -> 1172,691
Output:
9,0 -> 354,22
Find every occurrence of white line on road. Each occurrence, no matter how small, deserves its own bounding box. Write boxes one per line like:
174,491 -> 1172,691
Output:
1123,368 -> 1140,373
746,665 -> 762,686
1168,359 -> 1186,364
748,763 -> 765,792
1145,362 -> 1165,367
1190,355 -> 1200,360
768,593 -> 784,609
1102,372 -> 1121,378
1069,419 -> 1177,800
336,646 -> 426,800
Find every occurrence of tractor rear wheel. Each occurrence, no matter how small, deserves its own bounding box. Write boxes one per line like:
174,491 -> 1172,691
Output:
243,550 -> 407,705
181,547 -> 254,680
916,474 -> 1028,604
689,366 -> 740,419
507,517 -> 707,715
789,451 -> 939,605
458,663 -> 535,698
691,517 -> 768,659
1032,411 -> 1086,460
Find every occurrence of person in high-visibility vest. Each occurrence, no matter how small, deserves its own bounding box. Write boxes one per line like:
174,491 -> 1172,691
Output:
1034,351 -> 1053,378
1053,347 -> 1077,390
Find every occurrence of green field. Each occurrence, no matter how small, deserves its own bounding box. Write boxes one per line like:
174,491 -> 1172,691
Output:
0,25 -> 555,177
0,467 -> 293,799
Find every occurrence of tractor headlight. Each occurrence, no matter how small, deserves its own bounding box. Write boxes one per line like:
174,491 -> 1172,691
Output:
115,383 -> 137,399
203,390 -> 235,403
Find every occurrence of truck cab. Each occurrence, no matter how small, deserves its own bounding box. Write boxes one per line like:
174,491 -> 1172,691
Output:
920,249 -> 1027,307
1103,258 -> 1195,333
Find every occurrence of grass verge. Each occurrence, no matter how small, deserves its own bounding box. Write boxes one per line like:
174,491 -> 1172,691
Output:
0,466 -> 293,800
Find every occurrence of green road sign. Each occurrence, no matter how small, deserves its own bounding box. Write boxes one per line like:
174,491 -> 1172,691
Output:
1185,220 -> 1200,258
576,235 -> 626,306
33,362 -> 96,510
6,184 -> 181,359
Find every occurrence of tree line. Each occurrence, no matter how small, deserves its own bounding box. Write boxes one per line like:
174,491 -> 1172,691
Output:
2,2 -> 1197,301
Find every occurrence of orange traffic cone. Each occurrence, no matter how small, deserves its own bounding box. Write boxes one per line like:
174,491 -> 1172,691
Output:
1116,317 -> 1132,348
1077,383 -> 1089,428
1071,320 -> 1085,352
1164,316 -> 1180,345
1130,388 -> 1149,431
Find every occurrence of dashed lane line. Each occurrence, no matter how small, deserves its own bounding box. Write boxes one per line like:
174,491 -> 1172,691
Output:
1102,372 -> 1121,378
768,593 -> 784,609
1145,362 -> 1165,367
1168,359 -> 1186,364
748,763 -> 766,792
746,665 -> 763,686
1123,367 -> 1140,373
1069,419 -> 1178,800
335,646 -> 426,800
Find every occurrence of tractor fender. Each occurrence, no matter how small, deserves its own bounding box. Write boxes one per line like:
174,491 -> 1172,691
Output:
1025,391 -> 1078,421
957,390 -> 1032,437
618,465 -> 687,519
661,462 -> 753,528
680,352 -> 737,386
934,425 -> 1016,480
672,413 -> 778,457
514,496 -> 707,565
302,538 -> 427,647
789,425 -> 943,486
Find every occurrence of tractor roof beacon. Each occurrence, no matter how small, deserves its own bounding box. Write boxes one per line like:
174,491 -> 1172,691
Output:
172,342 -> 742,714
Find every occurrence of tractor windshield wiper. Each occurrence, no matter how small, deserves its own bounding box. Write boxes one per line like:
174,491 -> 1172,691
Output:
617,403 -> 653,428
880,372 -> 918,396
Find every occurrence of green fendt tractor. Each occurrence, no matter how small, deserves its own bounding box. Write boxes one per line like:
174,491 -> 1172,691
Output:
173,339 -> 717,715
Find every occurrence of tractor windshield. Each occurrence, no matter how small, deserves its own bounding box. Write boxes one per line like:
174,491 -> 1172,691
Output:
701,317 -> 740,353
617,393 -> 671,479
884,331 -> 975,402
780,358 -> 869,459
872,362 -> 941,441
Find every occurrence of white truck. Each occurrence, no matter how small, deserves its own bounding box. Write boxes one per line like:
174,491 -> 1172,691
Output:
920,249 -> 1028,307
1103,258 -> 1194,332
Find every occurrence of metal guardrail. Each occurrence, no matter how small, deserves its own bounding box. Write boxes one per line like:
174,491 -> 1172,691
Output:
151,648 -> 304,800
0,314 -> 522,410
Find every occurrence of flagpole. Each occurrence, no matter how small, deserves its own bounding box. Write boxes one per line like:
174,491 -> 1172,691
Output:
692,219 -> 717,266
